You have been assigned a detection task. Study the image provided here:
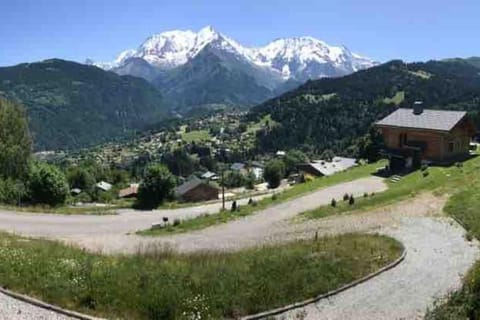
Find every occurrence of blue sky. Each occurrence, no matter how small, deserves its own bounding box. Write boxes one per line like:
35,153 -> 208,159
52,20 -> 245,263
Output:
0,0 -> 479,66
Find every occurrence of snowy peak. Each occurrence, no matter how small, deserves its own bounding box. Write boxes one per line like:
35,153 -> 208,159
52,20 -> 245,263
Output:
252,37 -> 375,79
132,25 -> 248,69
90,26 -> 377,81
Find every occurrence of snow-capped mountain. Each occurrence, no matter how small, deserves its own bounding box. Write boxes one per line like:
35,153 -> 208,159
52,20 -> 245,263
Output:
87,26 -> 377,109
90,26 -> 376,81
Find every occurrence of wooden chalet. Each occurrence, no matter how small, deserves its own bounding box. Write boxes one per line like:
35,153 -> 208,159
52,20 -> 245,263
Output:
375,103 -> 475,170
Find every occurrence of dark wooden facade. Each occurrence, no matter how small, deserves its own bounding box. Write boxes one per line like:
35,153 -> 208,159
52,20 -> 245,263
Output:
377,117 -> 474,165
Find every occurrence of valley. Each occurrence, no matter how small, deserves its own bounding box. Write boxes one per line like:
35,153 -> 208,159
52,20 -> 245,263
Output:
3,7 -> 480,319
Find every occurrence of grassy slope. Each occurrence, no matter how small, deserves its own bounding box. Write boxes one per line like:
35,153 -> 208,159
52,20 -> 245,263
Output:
304,155 -> 480,220
0,232 -> 402,319
425,158 -> 480,319
138,160 -> 385,236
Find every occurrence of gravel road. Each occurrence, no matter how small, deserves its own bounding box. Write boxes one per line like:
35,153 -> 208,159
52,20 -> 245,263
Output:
0,292 -> 73,320
273,194 -> 480,320
0,176 -> 387,254
1,178 -> 478,320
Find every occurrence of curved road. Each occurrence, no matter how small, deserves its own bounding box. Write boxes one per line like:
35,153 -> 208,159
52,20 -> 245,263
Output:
0,176 -> 386,254
1,177 -> 479,319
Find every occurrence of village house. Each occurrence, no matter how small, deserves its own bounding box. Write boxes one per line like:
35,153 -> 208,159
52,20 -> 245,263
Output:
375,103 -> 475,171
297,156 -> 357,177
174,177 -> 219,202
118,183 -> 139,199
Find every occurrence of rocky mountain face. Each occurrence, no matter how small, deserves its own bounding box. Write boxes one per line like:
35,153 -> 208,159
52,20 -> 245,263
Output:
88,26 -> 377,110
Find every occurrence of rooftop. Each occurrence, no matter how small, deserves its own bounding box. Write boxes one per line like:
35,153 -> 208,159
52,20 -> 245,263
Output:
376,108 -> 467,132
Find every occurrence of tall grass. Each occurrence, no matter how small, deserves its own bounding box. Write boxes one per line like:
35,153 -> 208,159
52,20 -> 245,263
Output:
0,232 -> 401,319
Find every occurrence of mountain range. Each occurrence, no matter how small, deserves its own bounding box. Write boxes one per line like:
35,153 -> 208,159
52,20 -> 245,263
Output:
250,58 -> 480,155
88,26 -> 377,109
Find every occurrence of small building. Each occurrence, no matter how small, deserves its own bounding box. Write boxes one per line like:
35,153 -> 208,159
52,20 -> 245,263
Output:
230,162 -> 245,171
297,156 -> 357,177
201,171 -> 219,181
71,188 -> 82,196
375,104 -> 475,170
175,177 -> 219,202
95,181 -> 112,192
118,183 -> 139,199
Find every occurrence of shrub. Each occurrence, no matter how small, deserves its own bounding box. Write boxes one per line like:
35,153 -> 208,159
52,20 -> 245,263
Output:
0,179 -> 27,205
173,218 -> 181,226
271,193 -> 278,201
135,164 -> 175,210
421,163 -> 428,171
343,193 -> 350,201
263,160 -> 286,189
364,192 -> 368,198
231,200 -> 237,212
331,198 -> 336,207
28,162 -> 69,206
248,198 -> 253,205
348,195 -> 355,205
423,170 -> 429,177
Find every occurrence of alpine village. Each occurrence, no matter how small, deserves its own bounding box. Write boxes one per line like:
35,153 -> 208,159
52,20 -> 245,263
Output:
3,5 -> 480,320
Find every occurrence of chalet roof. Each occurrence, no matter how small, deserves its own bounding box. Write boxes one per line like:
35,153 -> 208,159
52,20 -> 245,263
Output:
175,177 -> 217,197
301,156 -> 357,176
118,183 -> 139,198
201,171 -> 218,179
376,108 -> 467,132
230,163 -> 245,171
95,181 -> 112,191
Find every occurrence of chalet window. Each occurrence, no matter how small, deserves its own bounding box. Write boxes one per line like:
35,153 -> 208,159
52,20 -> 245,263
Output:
398,133 -> 407,147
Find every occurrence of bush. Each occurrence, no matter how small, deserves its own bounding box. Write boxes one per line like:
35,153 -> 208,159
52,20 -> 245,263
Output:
263,160 -> 286,189
331,198 -> 337,207
28,162 -> 69,206
231,200 -> 237,212
423,170 -> 430,177
0,179 -> 27,205
348,195 -> 355,205
421,163 -> 428,171
173,218 -> 181,226
343,193 -> 350,201
135,164 -> 175,210
364,192 -> 368,198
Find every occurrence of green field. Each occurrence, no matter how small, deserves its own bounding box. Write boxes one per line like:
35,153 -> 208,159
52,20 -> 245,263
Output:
180,129 -> 211,143
0,232 -> 402,319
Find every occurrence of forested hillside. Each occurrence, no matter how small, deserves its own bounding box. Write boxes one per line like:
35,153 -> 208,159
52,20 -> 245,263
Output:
249,59 -> 480,156
0,59 -> 168,150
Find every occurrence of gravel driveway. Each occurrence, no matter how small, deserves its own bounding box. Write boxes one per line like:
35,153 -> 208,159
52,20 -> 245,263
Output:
272,194 -> 480,320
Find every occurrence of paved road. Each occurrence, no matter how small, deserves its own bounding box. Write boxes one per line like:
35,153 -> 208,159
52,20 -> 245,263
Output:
0,176 -> 387,254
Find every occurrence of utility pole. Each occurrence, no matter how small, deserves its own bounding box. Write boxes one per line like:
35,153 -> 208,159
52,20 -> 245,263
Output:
221,164 -> 225,211
220,126 -> 226,211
